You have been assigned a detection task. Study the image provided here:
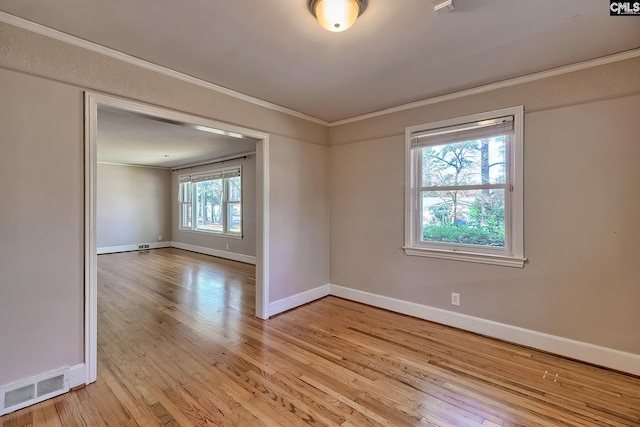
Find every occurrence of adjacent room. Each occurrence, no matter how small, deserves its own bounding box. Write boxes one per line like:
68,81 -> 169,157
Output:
1,1 -> 639,425
95,106 -> 259,265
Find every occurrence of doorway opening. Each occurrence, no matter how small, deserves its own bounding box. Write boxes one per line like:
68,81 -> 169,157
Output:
84,92 -> 270,384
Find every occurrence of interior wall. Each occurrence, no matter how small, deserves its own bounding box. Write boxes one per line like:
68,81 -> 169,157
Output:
328,58 -> 640,356
171,155 -> 257,257
268,135 -> 330,301
1,15 -> 636,390
0,20 -> 330,387
0,68 -> 84,385
97,164 -> 171,249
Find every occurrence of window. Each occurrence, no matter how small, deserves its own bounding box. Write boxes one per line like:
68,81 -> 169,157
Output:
404,106 -> 525,267
178,167 -> 242,237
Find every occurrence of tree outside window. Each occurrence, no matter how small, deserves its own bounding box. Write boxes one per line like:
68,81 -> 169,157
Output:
178,167 -> 242,236
404,106 -> 525,267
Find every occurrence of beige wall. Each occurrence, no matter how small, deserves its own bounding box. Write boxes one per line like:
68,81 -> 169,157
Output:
0,21 -> 329,386
1,16 -> 638,389
0,68 -> 84,385
171,155 -> 257,257
97,164 -> 172,249
269,135 -> 330,301
329,58 -> 640,355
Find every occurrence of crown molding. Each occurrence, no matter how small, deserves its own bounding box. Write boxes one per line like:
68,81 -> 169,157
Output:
2,11 -> 638,129
330,48 -> 640,127
97,162 -> 171,170
0,12 -> 329,126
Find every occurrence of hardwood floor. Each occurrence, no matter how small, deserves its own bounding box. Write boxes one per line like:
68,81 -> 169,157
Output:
2,248 -> 639,426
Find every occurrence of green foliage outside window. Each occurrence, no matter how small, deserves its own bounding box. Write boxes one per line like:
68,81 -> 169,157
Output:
421,136 -> 506,247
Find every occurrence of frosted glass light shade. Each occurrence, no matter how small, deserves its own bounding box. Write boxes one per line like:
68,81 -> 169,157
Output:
314,0 -> 360,32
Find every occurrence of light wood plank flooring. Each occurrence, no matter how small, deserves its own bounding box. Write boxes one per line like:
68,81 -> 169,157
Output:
2,248 -> 639,426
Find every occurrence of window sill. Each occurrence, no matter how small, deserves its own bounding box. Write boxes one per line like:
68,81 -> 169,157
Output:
403,246 -> 526,268
178,228 -> 243,240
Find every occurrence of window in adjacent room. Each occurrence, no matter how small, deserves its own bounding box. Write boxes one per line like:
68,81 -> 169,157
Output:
404,106 -> 525,267
178,166 -> 242,237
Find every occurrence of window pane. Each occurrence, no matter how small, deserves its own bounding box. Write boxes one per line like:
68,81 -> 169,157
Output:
195,179 -> 223,232
227,202 -> 242,234
420,189 -> 505,247
227,176 -> 241,202
421,136 -> 506,187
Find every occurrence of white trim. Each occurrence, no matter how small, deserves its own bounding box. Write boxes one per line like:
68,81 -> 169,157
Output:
331,49 -> 640,126
68,364 -> 86,389
177,164 -> 244,236
402,247 -> 526,268
328,284 -> 640,376
177,229 -> 244,240
98,161 -> 170,170
0,12 -> 327,127
85,92 -> 270,386
255,139 -> 270,319
1,12 -> 637,128
170,241 -> 256,265
268,285 -> 331,317
84,94 -> 98,384
87,94 -> 269,141
97,240 -> 256,262
97,241 -> 172,255
0,369 -> 68,416
0,364 -> 85,416
404,106 -> 525,267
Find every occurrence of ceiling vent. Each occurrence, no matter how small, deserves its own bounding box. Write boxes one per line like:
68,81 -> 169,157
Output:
1,367 -> 70,416
434,0 -> 455,14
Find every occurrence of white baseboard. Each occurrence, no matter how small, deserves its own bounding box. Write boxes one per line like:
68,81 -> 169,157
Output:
170,241 -> 256,265
329,284 -> 640,376
69,363 -> 87,388
98,241 -> 257,264
268,284 -> 331,317
97,241 -> 171,254
0,364 -> 85,416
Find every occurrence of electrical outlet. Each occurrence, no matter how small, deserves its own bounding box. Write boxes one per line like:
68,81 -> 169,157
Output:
226,243 -> 230,250
451,292 -> 460,306
158,235 -> 163,241
138,244 -> 150,250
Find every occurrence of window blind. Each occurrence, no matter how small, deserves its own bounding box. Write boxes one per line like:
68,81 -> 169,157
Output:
223,169 -> 240,178
412,115 -> 514,148
178,181 -> 191,202
180,167 -> 240,183
191,171 -> 223,183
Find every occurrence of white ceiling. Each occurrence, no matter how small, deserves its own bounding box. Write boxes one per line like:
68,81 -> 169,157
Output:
97,107 -> 258,168
1,1 -> 639,122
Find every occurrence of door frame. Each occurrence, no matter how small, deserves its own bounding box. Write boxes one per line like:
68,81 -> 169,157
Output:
84,92 -> 270,383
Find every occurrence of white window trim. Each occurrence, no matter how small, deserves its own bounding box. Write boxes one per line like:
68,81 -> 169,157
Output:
178,166 -> 243,237
404,106 -> 526,268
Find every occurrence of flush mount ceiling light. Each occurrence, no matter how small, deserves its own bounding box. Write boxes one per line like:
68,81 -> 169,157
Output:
308,0 -> 368,32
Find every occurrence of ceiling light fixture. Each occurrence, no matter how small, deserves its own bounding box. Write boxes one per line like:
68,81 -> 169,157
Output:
308,0 -> 368,32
